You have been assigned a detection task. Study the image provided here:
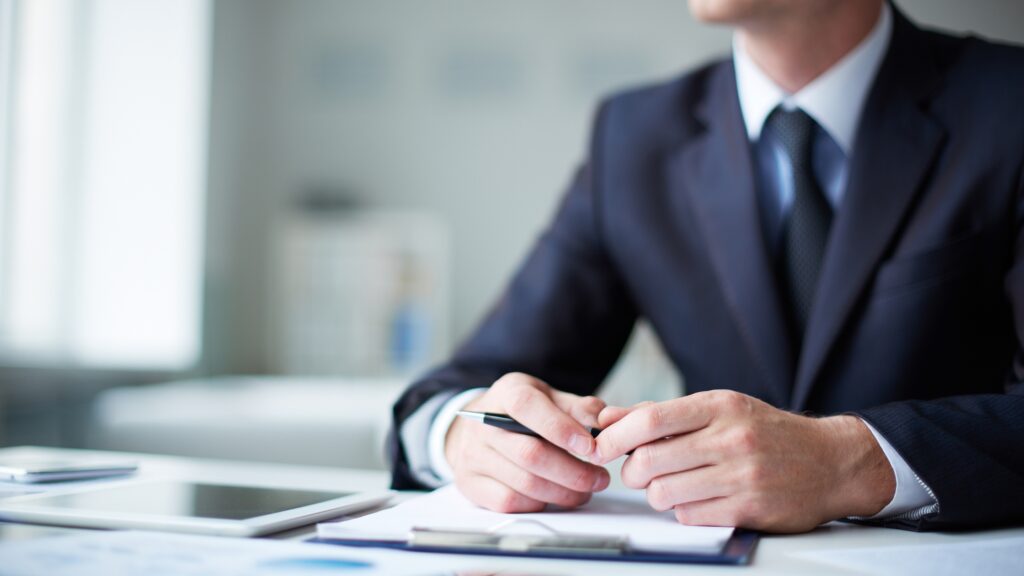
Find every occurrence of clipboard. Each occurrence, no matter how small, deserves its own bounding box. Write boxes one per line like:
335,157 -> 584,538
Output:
310,517 -> 759,565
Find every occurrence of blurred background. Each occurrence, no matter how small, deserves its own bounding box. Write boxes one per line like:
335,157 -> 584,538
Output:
0,0 -> 1021,472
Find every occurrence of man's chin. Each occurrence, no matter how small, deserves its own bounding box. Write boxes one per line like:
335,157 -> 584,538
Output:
688,0 -> 756,24
687,0 -> 790,26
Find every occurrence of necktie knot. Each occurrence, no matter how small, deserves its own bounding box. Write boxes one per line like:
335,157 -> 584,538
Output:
768,107 -> 815,170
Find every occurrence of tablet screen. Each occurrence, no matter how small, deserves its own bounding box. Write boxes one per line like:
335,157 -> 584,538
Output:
33,481 -> 352,520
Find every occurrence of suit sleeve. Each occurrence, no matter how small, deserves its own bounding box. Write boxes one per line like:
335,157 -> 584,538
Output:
388,105 -> 638,490
853,164 -> 1024,531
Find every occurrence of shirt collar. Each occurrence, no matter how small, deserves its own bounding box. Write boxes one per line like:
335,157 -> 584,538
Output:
733,2 -> 892,153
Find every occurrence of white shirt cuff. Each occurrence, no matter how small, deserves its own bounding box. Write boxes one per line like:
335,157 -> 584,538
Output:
859,419 -> 939,519
427,387 -> 487,483
399,389 -> 457,488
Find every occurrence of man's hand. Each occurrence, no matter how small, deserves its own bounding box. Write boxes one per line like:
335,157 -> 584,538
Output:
592,390 -> 895,533
445,373 -> 611,513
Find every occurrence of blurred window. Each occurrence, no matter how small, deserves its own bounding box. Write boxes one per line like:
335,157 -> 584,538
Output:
0,0 -> 210,370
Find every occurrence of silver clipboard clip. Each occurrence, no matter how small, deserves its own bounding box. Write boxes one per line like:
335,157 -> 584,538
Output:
409,519 -> 629,556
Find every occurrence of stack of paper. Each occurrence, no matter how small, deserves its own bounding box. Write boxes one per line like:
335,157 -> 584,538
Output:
318,484 -> 734,554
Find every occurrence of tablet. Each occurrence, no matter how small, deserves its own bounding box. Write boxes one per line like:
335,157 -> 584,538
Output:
0,456 -> 138,483
0,479 -> 393,537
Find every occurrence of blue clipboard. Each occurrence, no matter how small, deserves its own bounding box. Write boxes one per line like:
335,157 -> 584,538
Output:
308,525 -> 759,565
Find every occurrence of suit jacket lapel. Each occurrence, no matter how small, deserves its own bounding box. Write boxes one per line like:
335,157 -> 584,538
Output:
792,10 -> 946,409
668,62 -> 795,406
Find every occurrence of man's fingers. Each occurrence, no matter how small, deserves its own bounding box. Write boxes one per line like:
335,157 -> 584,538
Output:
455,474 -> 546,514
673,496 -> 740,527
597,400 -> 659,428
469,445 -> 593,509
597,405 -> 632,429
552,391 -> 606,429
490,431 -> 610,493
620,429 -> 717,489
644,465 -> 732,511
593,397 -> 713,464
494,374 -> 596,457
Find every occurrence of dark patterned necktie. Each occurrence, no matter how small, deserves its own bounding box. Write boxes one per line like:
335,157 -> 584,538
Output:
770,107 -> 833,342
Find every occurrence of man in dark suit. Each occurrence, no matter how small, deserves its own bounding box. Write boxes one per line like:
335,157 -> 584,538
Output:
388,0 -> 1024,532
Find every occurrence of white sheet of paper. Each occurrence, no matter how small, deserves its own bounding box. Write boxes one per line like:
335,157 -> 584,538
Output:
318,484 -> 734,554
793,535 -> 1024,576
0,530 -> 471,576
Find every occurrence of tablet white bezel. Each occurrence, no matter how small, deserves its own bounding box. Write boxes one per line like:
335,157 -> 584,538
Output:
0,479 -> 394,537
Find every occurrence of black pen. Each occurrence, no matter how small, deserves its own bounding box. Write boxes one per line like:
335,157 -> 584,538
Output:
456,410 -> 602,438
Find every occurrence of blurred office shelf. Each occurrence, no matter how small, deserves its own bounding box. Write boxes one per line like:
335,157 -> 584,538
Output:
86,376 -> 405,471
271,210 -> 450,377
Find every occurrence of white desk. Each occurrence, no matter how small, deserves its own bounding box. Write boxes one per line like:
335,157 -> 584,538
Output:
1,446 -> 1021,575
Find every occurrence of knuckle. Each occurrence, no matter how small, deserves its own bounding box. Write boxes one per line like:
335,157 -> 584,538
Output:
674,505 -> 693,525
620,465 -> 644,490
506,387 -> 534,416
631,444 -> 656,477
510,372 -> 542,389
582,396 -> 605,413
494,372 -> 530,393
729,426 -> 759,453
546,417 -> 575,444
715,390 -> 744,411
620,458 -> 646,490
744,496 -> 767,522
742,461 -> 767,486
639,405 -> 664,435
725,506 -> 748,527
646,479 -> 672,511
505,371 -> 529,384
516,438 -> 546,468
491,373 -> 515,392
494,488 -> 523,513
518,473 -> 545,496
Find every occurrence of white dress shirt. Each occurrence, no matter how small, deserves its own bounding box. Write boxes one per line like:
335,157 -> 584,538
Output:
402,1 -> 938,521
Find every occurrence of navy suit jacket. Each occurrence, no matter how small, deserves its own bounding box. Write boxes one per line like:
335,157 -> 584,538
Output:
389,8 -> 1024,531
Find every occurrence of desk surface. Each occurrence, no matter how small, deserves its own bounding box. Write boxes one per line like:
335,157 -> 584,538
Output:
1,446 -> 1020,575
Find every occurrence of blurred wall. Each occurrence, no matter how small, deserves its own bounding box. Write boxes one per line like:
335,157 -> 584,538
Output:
202,0 -> 1024,376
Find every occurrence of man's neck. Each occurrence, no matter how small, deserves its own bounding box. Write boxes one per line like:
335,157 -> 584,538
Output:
736,1 -> 884,94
